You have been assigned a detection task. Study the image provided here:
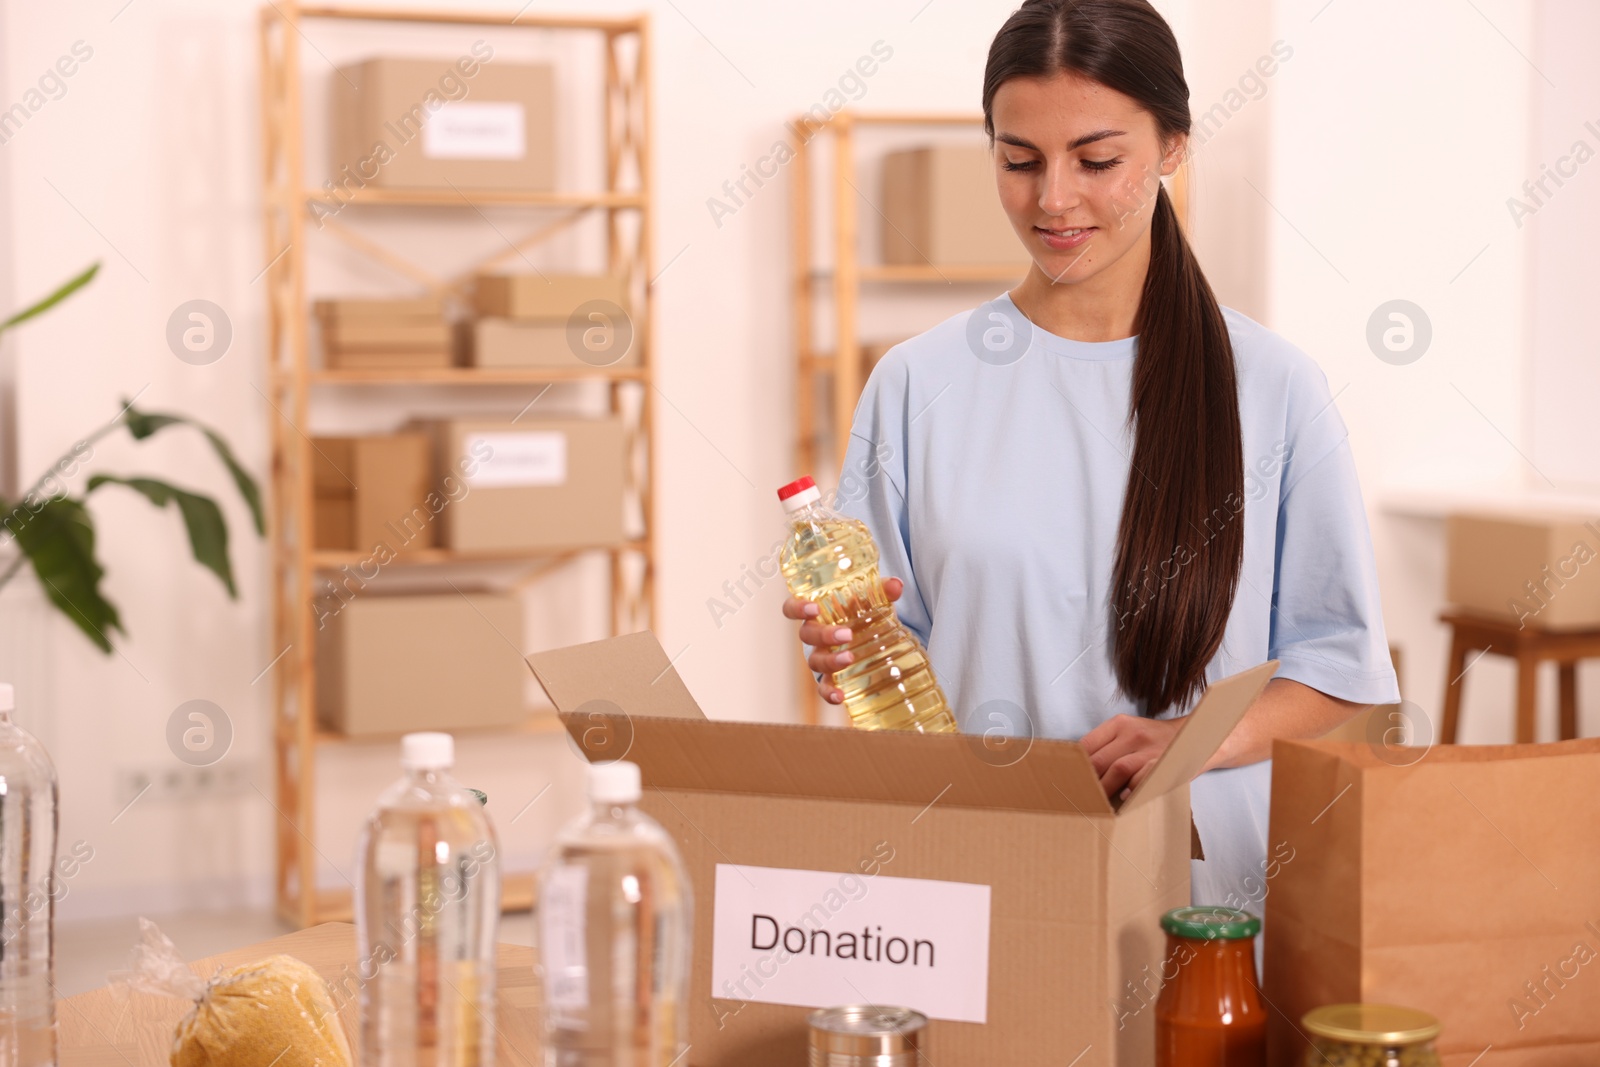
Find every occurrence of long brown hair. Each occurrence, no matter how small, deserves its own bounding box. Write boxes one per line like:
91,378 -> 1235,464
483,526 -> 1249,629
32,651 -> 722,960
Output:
982,0 -> 1244,715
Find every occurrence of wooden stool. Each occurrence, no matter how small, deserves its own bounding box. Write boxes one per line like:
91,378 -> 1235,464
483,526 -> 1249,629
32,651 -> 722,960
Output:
1438,609 -> 1597,743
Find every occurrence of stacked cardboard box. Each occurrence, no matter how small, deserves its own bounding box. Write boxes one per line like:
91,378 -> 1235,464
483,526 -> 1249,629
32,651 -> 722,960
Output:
880,145 -> 1031,268
1446,511 -> 1600,629
463,273 -> 636,369
328,56 -> 556,193
410,415 -> 626,552
311,434 -> 435,556
315,590 -> 526,736
315,297 -> 453,370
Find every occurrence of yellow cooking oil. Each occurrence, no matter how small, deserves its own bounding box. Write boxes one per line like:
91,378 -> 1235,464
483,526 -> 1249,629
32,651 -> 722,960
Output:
778,476 -> 957,733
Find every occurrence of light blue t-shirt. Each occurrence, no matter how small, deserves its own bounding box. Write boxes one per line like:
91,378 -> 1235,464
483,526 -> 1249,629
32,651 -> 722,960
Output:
832,292 -> 1399,916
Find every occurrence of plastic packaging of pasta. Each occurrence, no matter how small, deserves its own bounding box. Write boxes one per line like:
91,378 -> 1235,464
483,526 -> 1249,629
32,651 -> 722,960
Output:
119,918 -> 352,1067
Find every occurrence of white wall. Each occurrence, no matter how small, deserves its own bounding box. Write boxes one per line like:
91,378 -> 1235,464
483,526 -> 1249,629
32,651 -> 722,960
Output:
0,0 -> 1562,917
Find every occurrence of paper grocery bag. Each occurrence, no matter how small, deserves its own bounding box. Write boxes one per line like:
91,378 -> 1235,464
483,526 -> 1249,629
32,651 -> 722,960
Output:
1264,737 -> 1600,1067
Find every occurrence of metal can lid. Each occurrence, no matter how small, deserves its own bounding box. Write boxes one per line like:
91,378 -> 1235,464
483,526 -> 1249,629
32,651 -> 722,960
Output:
808,1005 -> 927,1057
1303,1003 -> 1441,1045
1160,906 -> 1261,941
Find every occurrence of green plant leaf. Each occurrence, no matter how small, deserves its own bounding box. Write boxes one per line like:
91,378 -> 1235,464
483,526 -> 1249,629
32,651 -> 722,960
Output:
7,495 -> 122,653
0,263 -> 100,335
87,475 -> 237,598
119,400 -> 265,535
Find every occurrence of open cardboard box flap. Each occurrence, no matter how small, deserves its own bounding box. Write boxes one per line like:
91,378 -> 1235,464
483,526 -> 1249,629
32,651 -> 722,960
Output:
528,631 -> 1277,820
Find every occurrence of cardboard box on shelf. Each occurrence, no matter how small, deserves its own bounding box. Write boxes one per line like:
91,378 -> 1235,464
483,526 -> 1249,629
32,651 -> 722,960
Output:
316,591 -> 527,736
311,434 -> 435,555
462,317 -> 641,370
328,56 -> 555,192
410,416 -> 626,553
472,272 -> 630,320
1265,737 -> 1600,1066
527,630 -> 1277,1067
1446,511 -> 1600,630
314,297 -> 455,370
880,145 -> 1031,268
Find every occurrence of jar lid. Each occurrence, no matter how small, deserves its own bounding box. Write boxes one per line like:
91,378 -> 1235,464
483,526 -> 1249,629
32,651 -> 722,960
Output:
1303,1003 -> 1441,1044
808,1005 -> 927,1057
1160,906 -> 1261,940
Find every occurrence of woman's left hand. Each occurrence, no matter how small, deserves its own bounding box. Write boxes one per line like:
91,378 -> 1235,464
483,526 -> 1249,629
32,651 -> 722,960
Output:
1081,714 -> 1184,801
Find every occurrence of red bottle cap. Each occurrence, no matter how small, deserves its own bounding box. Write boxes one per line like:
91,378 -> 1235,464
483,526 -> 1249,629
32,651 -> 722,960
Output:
777,476 -> 817,501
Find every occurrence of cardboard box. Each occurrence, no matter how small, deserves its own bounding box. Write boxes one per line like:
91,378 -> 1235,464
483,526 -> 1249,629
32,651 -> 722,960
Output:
463,317 -> 640,370
314,297 -> 455,369
1265,738 -> 1600,1066
472,273 -> 630,320
527,630 -> 1277,1067
880,146 -> 1031,267
311,435 -> 436,555
411,417 -> 626,553
316,591 -> 526,736
329,57 -> 555,192
1446,512 -> 1600,630
315,295 -> 444,319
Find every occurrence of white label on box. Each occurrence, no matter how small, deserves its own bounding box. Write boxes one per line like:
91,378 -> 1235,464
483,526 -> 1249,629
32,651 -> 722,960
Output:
423,101 -> 526,160
539,864 -> 590,1011
465,431 -> 566,488
710,863 -> 991,1024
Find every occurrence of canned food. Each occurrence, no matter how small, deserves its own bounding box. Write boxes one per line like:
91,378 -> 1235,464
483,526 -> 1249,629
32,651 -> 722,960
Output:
807,1004 -> 927,1067
1301,1003 -> 1442,1067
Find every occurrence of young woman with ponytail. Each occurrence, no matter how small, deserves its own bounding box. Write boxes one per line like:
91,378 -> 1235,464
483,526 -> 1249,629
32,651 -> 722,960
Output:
782,0 -> 1398,914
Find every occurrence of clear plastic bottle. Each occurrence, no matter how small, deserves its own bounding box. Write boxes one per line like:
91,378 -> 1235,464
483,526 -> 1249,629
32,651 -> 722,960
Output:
357,732 -> 501,1067
0,682 -> 58,1066
777,476 -> 958,733
535,761 -> 691,1067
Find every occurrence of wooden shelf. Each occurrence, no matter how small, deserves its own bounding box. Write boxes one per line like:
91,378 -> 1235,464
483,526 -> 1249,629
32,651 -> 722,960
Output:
310,541 -> 647,568
314,713 -> 567,746
810,264 -> 1027,284
789,109 -> 1190,727
306,365 -> 647,386
309,873 -> 538,925
260,4 -> 657,929
300,6 -> 644,31
303,188 -> 644,210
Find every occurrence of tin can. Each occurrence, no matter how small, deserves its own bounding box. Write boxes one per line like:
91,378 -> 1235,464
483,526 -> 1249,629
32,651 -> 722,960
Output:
807,1005 -> 928,1067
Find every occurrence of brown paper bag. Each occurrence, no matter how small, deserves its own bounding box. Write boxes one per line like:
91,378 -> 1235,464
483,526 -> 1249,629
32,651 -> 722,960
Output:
1264,737 -> 1600,1067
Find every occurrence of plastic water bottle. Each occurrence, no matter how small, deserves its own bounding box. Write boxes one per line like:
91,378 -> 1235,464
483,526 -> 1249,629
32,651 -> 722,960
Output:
536,760 -> 691,1067
0,682 -> 57,1066
356,732 -> 500,1067
778,476 -> 958,732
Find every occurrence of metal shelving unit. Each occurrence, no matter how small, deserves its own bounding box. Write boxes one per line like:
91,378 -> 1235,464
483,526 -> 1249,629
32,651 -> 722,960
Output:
258,2 -> 655,926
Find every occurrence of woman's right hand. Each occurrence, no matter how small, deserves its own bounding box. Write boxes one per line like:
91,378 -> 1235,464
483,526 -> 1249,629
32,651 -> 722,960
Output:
782,577 -> 905,705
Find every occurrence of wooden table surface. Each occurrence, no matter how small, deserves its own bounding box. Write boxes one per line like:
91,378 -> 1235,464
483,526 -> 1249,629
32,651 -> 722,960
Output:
57,922 -> 541,1066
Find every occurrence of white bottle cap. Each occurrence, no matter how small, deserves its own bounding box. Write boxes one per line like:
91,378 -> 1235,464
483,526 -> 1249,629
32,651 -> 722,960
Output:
0,684 -> 13,712
401,732 -> 454,770
588,760 -> 641,804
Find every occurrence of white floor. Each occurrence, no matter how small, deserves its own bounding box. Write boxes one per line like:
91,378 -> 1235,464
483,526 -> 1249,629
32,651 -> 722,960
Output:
56,907 -> 537,1000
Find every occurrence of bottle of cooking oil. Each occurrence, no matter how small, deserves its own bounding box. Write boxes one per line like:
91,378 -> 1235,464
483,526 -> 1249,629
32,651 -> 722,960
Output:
778,476 -> 958,733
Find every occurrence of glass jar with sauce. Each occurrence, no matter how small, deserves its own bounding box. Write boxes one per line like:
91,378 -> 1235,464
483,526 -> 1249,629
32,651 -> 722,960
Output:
1301,1004 -> 1442,1067
1155,906 -> 1266,1067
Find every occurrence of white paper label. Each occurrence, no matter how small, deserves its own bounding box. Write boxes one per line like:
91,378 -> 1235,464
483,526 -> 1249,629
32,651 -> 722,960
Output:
465,431 -> 566,488
710,863 -> 991,1023
423,101 -> 526,160
540,864 -> 590,1011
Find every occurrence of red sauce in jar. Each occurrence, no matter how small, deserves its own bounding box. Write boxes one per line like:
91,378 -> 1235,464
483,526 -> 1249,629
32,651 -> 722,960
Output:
1155,906 -> 1267,1067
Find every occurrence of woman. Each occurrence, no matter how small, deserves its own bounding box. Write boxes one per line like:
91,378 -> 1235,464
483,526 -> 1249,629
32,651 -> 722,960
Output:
782,0 -> 1398,918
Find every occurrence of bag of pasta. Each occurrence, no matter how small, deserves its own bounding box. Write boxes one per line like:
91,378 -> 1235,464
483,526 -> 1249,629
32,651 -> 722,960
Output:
119,917 -> 352,1067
